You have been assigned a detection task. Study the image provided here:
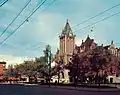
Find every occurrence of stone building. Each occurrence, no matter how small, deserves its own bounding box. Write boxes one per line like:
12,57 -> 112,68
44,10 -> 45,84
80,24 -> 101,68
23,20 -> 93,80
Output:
55,21 -> 97,66
54,20 -> 120,83
108,41 -> 117,56
104,40 -> 120,58
54,20 -> 75,83
58,20 -> 76,65
54,21 -> 98,83
75,35 -> 97,53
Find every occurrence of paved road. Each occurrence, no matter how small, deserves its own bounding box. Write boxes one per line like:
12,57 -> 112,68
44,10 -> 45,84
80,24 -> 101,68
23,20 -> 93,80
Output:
0,84 -> 120,95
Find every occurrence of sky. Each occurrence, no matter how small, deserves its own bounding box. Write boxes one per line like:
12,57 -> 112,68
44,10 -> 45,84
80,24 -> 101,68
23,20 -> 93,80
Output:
0,0 -> 120,66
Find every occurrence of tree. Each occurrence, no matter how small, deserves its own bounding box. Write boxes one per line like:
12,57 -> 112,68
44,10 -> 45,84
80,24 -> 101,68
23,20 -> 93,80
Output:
67,46 -> 120,84
6,65 -> 14,77
15,61 -> 36,82
6,65 -> 19,78
35,57 -> 49,79
14,54 -> 51,83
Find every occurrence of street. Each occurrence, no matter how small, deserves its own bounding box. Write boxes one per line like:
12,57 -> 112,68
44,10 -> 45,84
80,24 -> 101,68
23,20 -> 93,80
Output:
0,84 -> 120,95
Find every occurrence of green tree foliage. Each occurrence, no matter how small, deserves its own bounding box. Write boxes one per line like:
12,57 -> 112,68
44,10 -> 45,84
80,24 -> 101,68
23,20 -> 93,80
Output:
6,65 -> 14,77
13,56 -> 49,82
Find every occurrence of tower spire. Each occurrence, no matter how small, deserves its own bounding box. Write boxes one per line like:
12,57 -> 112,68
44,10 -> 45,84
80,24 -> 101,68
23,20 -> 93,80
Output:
61,19 -> 73,35
87,35 -> 90,39
67,19 -> 69,23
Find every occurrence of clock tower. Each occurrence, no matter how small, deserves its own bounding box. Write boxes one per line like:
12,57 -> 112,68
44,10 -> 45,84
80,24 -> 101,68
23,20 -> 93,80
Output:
59,20 -> 76,65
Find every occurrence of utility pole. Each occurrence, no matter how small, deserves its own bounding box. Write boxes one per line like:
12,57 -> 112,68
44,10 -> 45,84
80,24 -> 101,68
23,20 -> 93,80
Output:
44,45 -> 52,87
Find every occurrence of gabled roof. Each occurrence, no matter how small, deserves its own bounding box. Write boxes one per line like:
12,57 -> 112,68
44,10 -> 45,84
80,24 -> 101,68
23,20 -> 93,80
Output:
85,35 -> 91,42
83,35 -> 94,46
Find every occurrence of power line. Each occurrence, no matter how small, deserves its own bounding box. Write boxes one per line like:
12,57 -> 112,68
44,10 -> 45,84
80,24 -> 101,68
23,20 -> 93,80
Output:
24,0 -> 48,21
73,3 -> 120,28
0,0 -> 57,47
75,11 -> 120,32
0,0 -> 31,38
25,0 -> 57,48
25,0 -> 57,20
41,0 -> 57,11
0,0 -> 48,46
0,0 -> 8,7
27,0 -> 44,16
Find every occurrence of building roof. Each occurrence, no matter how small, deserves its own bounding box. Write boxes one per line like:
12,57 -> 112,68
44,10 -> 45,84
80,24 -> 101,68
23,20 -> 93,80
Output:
81,35 -> 94,47
104,45 -> 110,50
0,62 -> 6,64
61,20 -> 73,36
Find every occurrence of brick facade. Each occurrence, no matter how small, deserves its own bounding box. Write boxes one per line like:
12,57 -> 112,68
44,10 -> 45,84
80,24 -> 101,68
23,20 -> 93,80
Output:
0,62 -> 6,76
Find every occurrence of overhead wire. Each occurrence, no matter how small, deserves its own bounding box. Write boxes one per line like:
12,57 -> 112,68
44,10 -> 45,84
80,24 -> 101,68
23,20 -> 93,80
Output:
0,0 -> 8,7
41,0 -> 57,11
0,0 -> 57,48
75,11 -> 120,32
27,0 -> 44,17
0,0 -> 48,46
73,3 -> 120,28
0,0 -> 31,38
20,0 -> 58,50
27,0 -> 57,49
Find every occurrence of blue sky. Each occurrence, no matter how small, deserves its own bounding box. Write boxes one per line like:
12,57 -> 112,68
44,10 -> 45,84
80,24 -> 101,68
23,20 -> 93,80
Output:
0,0 -> 120,66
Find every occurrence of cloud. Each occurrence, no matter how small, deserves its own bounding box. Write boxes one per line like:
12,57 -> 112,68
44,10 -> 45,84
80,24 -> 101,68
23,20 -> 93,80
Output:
0,54 -> 34,68
0,0 -> 120,66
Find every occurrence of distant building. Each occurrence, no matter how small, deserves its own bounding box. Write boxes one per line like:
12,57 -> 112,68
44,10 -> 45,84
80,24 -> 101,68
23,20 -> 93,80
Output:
104,40 -> 120,58
0,61 -> 6,76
